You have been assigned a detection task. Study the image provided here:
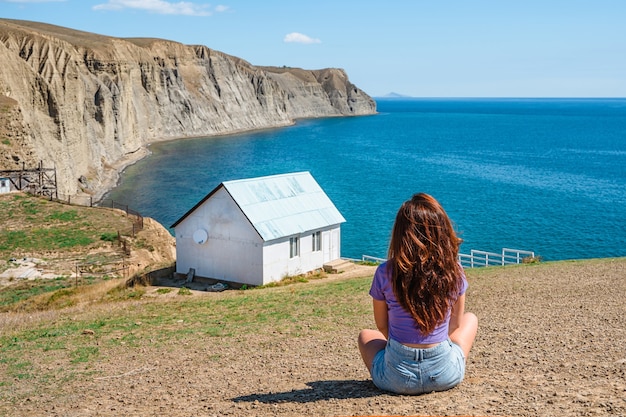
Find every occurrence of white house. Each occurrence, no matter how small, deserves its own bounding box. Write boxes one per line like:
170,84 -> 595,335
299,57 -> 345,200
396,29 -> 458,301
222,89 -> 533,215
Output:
171,171 -> 346,286
0,178 -> 10,194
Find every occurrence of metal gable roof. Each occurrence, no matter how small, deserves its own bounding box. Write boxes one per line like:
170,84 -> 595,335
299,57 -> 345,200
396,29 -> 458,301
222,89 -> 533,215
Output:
222,171 -> 346,242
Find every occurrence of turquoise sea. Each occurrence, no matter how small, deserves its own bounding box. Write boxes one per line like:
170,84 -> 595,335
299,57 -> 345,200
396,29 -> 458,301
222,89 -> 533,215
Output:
104,98 -> 626,261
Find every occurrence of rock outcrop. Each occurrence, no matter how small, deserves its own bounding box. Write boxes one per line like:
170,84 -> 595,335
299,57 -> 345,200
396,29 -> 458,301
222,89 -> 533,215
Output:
0,19 -> 376,199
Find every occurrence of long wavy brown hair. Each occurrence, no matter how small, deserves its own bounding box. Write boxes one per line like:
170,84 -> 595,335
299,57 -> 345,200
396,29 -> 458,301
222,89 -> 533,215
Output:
388,193 -> 463,335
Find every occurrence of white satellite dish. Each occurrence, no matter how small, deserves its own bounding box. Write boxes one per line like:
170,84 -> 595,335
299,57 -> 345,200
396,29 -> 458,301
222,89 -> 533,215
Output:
193,229 -> 208,245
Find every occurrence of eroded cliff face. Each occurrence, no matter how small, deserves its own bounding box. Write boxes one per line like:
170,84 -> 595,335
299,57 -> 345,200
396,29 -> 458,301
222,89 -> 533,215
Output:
0,19 -> 376,198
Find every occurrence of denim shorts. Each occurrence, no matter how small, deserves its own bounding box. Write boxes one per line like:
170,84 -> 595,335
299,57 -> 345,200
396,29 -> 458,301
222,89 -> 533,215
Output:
370,338 -> 465,395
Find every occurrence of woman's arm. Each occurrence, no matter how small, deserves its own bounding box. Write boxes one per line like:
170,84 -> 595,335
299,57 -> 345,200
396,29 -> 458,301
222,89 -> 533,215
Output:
448,293 -> 466,335
373,299 -> 389,339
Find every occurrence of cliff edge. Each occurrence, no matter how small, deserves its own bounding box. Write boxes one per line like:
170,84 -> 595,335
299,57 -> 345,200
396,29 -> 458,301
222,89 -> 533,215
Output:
0,19 -> 376,199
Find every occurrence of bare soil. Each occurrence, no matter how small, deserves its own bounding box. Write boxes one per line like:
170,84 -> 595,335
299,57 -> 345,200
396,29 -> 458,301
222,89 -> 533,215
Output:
2,258 -> 624,417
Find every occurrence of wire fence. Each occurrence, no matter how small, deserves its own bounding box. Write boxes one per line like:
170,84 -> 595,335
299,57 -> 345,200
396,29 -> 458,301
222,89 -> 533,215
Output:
35,191 -> 145,237
97,198 -> 144,236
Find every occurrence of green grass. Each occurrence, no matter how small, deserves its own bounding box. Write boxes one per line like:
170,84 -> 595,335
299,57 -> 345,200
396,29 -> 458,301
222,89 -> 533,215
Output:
0,230 -> 28,251
100,231 -> 118,242
35,228 -> 94,249
7,361 -> 34,380
0,279 -> 69,308
177,287 -> 192,296
0,283 -> 360,393
0,225 -> 93,252
70,346 -> 99,364
0,275 -> 372,374
18,196 -> 41,215
46,210 -> 80,222
0,193 -> 135,258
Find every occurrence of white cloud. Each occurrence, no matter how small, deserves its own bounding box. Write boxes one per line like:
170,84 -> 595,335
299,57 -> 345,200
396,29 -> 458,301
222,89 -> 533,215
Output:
283,32 -> 321,44
92,0 -> 215,16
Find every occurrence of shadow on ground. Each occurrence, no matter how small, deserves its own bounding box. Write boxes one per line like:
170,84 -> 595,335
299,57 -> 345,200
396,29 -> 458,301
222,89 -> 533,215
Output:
232,379 -> 383,404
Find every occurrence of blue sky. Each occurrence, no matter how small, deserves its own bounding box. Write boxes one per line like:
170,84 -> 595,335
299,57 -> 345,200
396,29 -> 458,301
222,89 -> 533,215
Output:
1,0 -> 625,97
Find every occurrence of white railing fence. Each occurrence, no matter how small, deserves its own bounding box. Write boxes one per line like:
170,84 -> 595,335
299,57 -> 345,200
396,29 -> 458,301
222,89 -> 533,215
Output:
458,248 -> 535,268
361,255 -> 387,264
357,248 -> 536,269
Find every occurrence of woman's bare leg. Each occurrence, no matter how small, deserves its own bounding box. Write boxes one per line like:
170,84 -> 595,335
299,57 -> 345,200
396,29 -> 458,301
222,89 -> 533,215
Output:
448,312 -> 478,359
358,329 -> 387,371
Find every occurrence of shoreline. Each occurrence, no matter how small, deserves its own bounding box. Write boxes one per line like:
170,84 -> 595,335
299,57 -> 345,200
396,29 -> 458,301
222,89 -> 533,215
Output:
89,110 -> 382,203
90,119 -> 304,203
94,146 -> 152,203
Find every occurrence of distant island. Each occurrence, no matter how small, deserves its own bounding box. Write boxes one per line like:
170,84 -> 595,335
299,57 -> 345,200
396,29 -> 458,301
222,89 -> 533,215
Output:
377,92 -> 414,98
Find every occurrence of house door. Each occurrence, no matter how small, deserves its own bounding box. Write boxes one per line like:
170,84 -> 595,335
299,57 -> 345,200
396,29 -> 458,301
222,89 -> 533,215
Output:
322,231 -> 331,263
331,229 -> 340,260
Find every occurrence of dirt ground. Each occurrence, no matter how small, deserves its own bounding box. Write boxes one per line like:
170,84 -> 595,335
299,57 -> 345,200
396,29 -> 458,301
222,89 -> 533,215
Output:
3,258 -> 626,417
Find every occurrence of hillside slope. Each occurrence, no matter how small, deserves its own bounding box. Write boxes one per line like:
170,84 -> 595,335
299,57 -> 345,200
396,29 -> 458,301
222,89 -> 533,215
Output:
0,192 -> 175,287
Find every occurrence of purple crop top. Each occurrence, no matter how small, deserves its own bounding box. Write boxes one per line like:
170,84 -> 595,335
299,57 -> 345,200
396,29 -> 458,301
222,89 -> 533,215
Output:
369,261 -> 468,345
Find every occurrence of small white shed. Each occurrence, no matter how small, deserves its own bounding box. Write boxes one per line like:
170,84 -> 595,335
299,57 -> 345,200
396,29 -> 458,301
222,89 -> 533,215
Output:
0,178 -> 10,194
171,171 -> 346,286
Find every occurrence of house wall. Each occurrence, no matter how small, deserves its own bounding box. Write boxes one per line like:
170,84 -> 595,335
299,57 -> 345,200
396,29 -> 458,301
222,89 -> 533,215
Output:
0,178 -> 10,194
174,187 -> 264,285
262,225 -> 341,284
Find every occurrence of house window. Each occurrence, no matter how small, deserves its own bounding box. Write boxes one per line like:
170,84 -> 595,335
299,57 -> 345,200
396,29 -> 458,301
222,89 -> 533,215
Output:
289,237 -> 300,258
312,231 -> 321,252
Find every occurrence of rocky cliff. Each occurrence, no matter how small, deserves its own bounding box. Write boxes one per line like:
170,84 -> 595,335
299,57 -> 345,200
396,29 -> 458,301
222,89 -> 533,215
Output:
0,19 -> 376,199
